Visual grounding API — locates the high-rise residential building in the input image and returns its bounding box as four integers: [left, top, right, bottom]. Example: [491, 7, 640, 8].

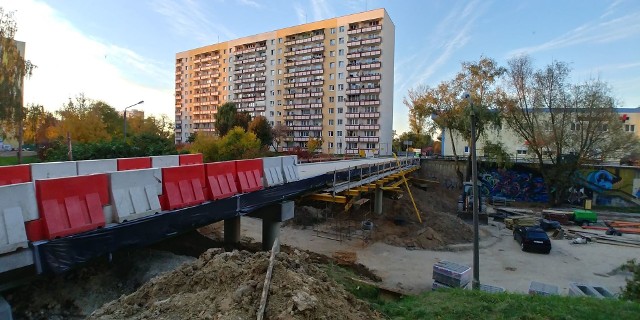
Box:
[174, 9, 394, 155]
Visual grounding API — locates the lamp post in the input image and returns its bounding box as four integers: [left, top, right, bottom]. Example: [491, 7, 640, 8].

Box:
[123, 100, 144, 143]
[463, 91, 480, 290]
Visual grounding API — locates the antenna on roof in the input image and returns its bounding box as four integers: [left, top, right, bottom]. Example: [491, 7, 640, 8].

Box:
[366, 0, 368, 11]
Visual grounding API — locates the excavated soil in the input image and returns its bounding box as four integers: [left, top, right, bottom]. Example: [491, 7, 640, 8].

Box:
[292, 181, 473, 250]
[89, 249, 382, 320]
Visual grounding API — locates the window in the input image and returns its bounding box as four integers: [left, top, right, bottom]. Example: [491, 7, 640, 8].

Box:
[517, 149, 528, 155]
[269, 111, 274, 116]
[348, 142, 358, 149]
[339, 26, 345, 32]
[329, 108, 334, 114]
[271, 39, 275, 45]
[277, 100, 282, 105]
[337, 130, 343, 136]
[329, 142, 334, 148]
[271, 49, 274, 55]
[338, 84, 344, 91]
[626, 124, 636, 132]
[271, 70, 275, 75]
[278, 48, 282, 54]
[330, 62, 335, 68]
[338, 73, 344, 79]
[570, 123, 581, 131]
[329, 97, 335, 102]
[338, 37, 344, 44]
[330, 28, 336, 34]
[329, 85, 335, 91]
[278, 58, 282, 64]
[329, 120, 334, 125]
[464, 146, 469, 153]
[330, 73, 335, 80]
[330, 51, 335, 57]
[278, 38, 282, 43]
[278, 69, 283, 74]
[366, 143, 376, 149]
[270, 60, 275, 65]
[270, 80, 274, 85]
[337, 119, 343, 124]
[328, 131, 334, 137]
[338, 96, 344, 102]
[338, 61, 344, 67]
[330, 39, 336, 45]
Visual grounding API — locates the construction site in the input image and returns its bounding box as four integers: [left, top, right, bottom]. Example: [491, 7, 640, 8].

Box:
[0, 155, 638, 319]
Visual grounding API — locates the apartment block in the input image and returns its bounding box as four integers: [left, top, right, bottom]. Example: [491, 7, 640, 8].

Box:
[174, 9, 394, 155]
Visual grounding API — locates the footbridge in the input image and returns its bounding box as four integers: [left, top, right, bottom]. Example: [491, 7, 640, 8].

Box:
[0, 154, 419, 277]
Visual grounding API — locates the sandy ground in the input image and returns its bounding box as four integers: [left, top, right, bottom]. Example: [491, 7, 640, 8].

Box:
[239, 216, 639, 295]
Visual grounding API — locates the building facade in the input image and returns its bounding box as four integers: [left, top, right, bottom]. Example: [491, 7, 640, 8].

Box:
[174, 9, 394, 155]
[441, 108, 640, 160]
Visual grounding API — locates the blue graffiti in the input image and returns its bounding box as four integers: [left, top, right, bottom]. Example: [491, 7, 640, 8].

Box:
[585, 170, 620, 190]
[479, 168, 548, 203]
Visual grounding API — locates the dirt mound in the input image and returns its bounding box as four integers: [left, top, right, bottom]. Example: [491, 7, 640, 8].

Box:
[89, 249, 382, 320]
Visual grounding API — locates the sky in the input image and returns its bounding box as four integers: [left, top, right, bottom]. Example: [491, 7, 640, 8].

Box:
[1, 0, 639, 134]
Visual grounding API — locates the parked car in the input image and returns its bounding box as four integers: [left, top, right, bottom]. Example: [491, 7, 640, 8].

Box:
[513, 226, 551, 254]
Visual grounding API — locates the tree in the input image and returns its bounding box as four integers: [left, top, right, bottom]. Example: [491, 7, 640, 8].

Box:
[404, 85, 430, 135]
[499, 56, 638, 205]
[1, 8, 36, 163]
[55, 94, 110, 143]
[272, 122, 290, 151]
[307, 137, 323, 154]
[186, 132, 198, 143]
[248, 115, 273, 147]
[214, 102, 251, 136]
[192, 126, 263, 161]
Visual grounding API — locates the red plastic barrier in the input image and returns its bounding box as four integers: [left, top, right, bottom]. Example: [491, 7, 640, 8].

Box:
[0, 164, 31, 186]
[160, 164, 206, 210]
[25, 219, 46, 241]
[235, 159, 264, 193]
[117, 157, 151, 171]
[179, 153, 204, 166]
[35, 174, 109, 239]
[205, 161, 238, 200]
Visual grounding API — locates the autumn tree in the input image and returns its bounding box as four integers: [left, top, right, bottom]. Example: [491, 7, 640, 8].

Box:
[307, 137, 323, 154]
[23, 104, 57, 147]
[214, 102, 251, 136]
[55, 94, 111, 143]
[1, 8, 36, 162]
[500, 56, 638, 205]
[190, 126, 263, 161]
[404, 85, 429, 135]
[248, 115, 273, 147]
[272, 122, 290, 151]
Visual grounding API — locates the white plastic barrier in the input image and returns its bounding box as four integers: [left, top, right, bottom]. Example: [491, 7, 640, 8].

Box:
[262, 157, 284, 187]
[30, 161, 77, 181]
[76, 159, 117, 175]
[108, 168, 162, 223]
[151, 155, 179, 168]
[281, 155, 300, 182]
[0, 182, 36, 254]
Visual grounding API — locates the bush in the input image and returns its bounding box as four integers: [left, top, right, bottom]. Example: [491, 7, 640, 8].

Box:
[621, 259, 640, 302]
[189, 126, 265, 162]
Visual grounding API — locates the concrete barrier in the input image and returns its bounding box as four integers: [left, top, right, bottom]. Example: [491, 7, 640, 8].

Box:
[0, 296, 13, 320]
[109, 168, 162, 223]
[262, 157, 284, 187]
[76, 159, 117, 175]
[281, 155, 300, 182]
[151, 155, 180, 168]
[30, 161, 77, 181]
[568, 283, 614, 299]
[0, 182, 39, 222]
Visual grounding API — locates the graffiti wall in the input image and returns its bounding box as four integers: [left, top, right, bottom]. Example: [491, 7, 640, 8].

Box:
[575, 166, 640, 206]
[478, 166, 548, 203]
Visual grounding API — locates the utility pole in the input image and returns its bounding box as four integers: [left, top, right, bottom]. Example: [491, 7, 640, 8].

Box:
[464, 91, 480, 290]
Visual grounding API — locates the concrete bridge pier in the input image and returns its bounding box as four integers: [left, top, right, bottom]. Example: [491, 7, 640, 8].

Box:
[250, 201, 295, 251]
[374, 187, 383, 215]
[224, 216, 241, 251]
[0, 296, 13, 320]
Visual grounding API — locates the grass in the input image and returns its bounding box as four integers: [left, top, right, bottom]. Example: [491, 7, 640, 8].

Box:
[323, 264, 640, 320]
[0, 155, 39, 166]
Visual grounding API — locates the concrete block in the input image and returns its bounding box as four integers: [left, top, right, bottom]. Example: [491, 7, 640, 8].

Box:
[0, 182, 39, 221]
[281, 155, 300, 182]
[109, 168, 162, 223]
[30, 161, 77, 181]
[0, 296, 13, 320]
[151, 155, 179, 168]
[76, 159, 117, 175]
[0, 248, 34, 273]
[0, 207, 29, 255]
[529, 281, 558, 296]
[262, 157, 284, 187]
[568, 283, 615, 299]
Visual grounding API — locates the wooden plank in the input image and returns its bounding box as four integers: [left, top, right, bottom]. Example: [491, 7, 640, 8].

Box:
[257, 238, 279, 320]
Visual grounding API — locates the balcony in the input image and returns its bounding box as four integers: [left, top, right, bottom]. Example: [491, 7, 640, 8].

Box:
[346, 74, 381, 83]
[345, 100, 380, 106]
[284, 80, 323, 88]
[238, 86, 266, 93]
[347, 25, 382, 35]
[346, 112, 380, 118]
[284, 46, 324, 57]
[283, 114, 323, 120]
[283, 103, 323, 110]
[345, 124, 380, 130]
[346, 87, 380, 94]
[284, 34, 324, 46]
[284, 69, 323, 78]
[285, 58, 324, 67]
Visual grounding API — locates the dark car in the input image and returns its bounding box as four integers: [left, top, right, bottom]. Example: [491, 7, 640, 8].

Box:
[513, 226, 551, 254]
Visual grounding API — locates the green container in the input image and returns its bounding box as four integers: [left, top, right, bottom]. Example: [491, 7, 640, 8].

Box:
[573, 209, 597, 224]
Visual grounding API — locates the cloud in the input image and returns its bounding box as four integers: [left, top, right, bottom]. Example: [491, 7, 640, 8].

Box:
[508, 10, 640, 57]
[293, 2, 307, 24]
[237, 0, 262, 9]
[310, 0, 333, 21]
[151, 0, 238, 44]
[1, 0, 174, 117]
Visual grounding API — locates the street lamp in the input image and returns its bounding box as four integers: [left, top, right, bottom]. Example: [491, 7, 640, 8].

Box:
[123, 100, 144, 143]
[463, 91, 480, 290]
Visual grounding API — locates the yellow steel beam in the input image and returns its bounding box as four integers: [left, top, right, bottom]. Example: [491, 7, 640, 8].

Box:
[410, 177, 440, 184]
[381, 186, 401, 191]
[388, 179, 404, 188]
[393, 153, 422, 224]
[344, 189, 361, 196]
[309, 193, 347, 203]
